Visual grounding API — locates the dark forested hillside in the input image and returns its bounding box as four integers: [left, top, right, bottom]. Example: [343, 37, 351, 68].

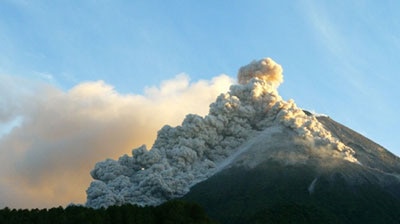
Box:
[0, 200, 216, 224]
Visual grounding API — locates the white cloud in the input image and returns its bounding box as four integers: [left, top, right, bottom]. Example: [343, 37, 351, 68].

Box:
[0, 73, 233, 208]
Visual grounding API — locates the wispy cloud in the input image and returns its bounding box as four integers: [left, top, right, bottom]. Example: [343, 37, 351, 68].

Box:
[302, 2, 345, 58]
[299, 0, 400, 152]
[300, 1, 392, 102]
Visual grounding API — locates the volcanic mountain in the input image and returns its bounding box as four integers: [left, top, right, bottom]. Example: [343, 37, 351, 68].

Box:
[86, 58, 400, 223]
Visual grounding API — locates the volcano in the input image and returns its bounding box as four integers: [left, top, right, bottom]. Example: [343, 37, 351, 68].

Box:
[86, 58, 400, 223]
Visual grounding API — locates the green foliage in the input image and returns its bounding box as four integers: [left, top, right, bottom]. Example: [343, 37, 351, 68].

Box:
[0, 201, 217, 224]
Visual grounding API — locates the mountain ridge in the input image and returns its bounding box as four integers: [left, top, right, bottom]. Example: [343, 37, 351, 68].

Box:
[182, 114, 400, 223]
[317, 116, 400, 173]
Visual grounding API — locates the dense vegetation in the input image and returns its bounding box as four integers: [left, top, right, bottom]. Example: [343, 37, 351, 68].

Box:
[0, 200, 217, 224]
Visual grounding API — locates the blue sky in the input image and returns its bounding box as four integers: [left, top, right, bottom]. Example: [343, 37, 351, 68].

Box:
[0, 0, 399, 208]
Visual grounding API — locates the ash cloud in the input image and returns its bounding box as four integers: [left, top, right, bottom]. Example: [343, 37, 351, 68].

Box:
[0, 73, 232, 208]
[237, 58, 283, 87]
[86, 58, 358, 208]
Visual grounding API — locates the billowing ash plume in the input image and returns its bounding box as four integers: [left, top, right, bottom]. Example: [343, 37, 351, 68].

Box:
[238, 58, 283, 87]
[86, 58, 358, 208]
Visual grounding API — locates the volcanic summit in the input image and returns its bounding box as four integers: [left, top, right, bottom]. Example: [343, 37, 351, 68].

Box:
[86, 58, 400, 223]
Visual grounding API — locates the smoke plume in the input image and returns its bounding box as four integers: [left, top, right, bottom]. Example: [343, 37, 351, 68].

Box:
[86, 58, 358, 208]
[0, 73, 233, 208]
[237, 58, 283, 87]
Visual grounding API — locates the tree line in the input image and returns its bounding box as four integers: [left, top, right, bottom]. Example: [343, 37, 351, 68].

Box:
[0, 200, 217, 224]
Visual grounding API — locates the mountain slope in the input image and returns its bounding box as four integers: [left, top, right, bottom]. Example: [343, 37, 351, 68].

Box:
[183, 117, 400, 224]
[317, 116, 400, 174]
